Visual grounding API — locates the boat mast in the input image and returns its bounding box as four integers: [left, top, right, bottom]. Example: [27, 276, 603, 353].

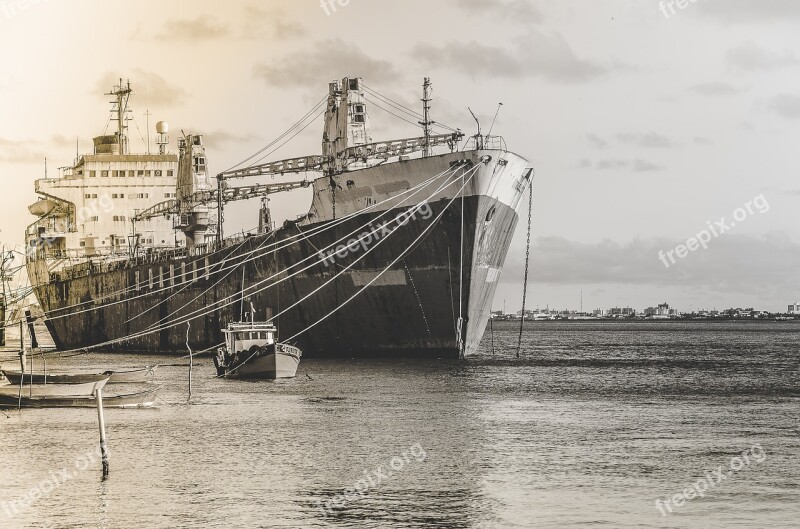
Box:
[421, 77, 432, 157]
[106, 79, 132, 155]
[216, 174, 224, 244]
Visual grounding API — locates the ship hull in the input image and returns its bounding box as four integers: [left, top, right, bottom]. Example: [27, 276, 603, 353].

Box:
[28, 151, 530, 358]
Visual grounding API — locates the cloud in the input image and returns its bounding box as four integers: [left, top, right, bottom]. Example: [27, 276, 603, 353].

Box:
[632, 159, 662, 172]
[593, 159, 663, 172]
[503, 234, 800, 299]
[586, 133, 607, 148]
[155, 16, 230, 41]
[189, 129, 261, 150]
[693, 136, 714, 146]
[413, 32, 608, 83]
[696, 0, 800, 22]
[595, 159, 629, 171]
[95, 70, 187, 107]
[0, 137, 45, 164]
[448, 0, 542, 24]
[688, 82, 741, 96]
[254, 40, 400, 88]
[726, 42, 800, 71]
[242, 5, 306, 39]
[766, 94, 800, 119]
[616, 132, 676, 148]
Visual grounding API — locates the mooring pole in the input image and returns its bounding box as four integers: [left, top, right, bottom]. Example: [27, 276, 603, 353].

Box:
[95, 388, 110, 478]
[186, 322, 193, 401]
[24, 309, 38, 349]
[17, 321, 24, 410]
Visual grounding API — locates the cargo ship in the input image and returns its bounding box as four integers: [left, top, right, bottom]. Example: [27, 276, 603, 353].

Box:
[25, 77, 532, 358]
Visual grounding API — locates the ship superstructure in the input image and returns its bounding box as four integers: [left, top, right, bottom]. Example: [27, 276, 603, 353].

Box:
[26, 76, 532, 359]
[26, 80, 192, 263]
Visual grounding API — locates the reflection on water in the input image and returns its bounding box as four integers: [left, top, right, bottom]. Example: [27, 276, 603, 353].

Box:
[0, 321, 798, 528]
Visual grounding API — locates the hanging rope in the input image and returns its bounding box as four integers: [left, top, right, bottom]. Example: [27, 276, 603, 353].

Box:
[457, 166, 466, 359]
[516, 174, 534, 359]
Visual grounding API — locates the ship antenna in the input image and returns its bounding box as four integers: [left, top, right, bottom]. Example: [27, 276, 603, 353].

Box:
[487, 102, 503, 137]
[420, 77, 432, 157]
[468, 107, 483, 149]
[145, 110, 151, 154]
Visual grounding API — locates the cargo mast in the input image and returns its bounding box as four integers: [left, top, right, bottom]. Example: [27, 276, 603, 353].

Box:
[106, 79, 132, 155]
[421, 77, 432, 157]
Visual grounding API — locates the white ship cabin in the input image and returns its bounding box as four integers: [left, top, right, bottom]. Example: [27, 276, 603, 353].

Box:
[26, 81, 186, 263]
[26, 138, 179, 260]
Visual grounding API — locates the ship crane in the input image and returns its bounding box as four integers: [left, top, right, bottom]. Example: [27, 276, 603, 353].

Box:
[132, 178, 311, 223]
[136, 77, 463, 244]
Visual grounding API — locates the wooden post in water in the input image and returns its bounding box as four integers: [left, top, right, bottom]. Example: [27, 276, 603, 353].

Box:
[0, 294, 6, 347]
[24, 309, 38, 349]
[186, 322, 193, 401]
[17, 321, 24, 410]
[95, 388, 110, 478]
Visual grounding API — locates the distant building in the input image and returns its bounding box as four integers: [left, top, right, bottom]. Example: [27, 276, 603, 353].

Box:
[608, 307, 636, 317]
[645, 302, 679, 318]
[789, 302, 800, 315]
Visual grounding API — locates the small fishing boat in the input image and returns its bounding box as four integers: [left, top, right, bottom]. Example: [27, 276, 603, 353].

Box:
[0, 378, 109, 398]
[1, 365, 157, 385]
[214, 322, 302, 379]
[0, 387, 160, 409]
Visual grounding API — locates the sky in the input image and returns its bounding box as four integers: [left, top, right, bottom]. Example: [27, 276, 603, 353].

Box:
[0, 0, 798, 312]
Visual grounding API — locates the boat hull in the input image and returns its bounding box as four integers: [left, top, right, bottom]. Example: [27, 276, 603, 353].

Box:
[1, 370, 109, 385]
[29, 150, 530, 358]
[0, 378, 109, 398]
[0, 388, 159, 409]
[225, 350, 301, 379]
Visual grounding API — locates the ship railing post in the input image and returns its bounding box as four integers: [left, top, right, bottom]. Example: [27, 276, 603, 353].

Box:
[95, 388, 110, 478]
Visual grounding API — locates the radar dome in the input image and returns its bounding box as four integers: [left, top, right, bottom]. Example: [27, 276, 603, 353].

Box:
[156, 121, 169, 134]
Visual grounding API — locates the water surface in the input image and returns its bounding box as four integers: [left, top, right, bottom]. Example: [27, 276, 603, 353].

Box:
[1, 321, 798, 528]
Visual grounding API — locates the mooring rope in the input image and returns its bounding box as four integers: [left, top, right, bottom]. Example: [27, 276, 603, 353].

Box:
[516, 175, 534, 359]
